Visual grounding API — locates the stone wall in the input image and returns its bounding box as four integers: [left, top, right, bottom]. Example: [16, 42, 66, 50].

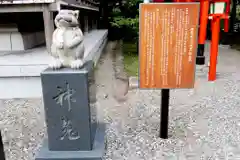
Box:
[0, 12, 45, 51]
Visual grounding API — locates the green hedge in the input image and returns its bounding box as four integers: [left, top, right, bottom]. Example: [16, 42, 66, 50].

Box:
[122, 41, 139, 76]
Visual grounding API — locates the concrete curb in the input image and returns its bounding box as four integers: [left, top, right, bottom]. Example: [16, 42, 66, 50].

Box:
[129, 76, 138, 90]
[128, 65, 209, 90]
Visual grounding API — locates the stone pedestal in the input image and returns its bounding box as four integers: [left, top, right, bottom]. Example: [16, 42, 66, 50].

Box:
[35, 61, 105, 160]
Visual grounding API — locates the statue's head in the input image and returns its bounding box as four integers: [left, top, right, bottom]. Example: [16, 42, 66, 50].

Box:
[55, 10, 79, 28]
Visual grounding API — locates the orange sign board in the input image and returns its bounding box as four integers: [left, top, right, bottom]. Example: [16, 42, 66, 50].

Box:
[139, 3, 200, 89]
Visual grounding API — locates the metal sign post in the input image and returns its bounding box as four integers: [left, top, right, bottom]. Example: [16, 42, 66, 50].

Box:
[160, 89, 170, 139]
[0, 131, 5, 160]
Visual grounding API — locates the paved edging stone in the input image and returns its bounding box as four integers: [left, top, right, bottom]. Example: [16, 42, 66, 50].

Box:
[112, 40, 129, 102]
[128, 65, 208, 90]
[129, 76, 139, 90]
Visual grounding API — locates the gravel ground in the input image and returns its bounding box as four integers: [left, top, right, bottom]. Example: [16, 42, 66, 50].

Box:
[2, 42, 240, 160]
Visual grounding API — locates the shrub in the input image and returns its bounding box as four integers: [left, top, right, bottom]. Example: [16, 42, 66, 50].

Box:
[109, 0, 141, 42]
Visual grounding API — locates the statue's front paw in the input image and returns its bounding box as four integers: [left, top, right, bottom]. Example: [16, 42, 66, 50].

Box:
[70, 60, 83, 69]
[58, 42, 64, 49]
[49, 59, 63, 69]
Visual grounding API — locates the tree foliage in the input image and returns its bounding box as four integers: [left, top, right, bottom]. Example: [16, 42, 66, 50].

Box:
[108, 0, 240, 40]
[109, 0, 142, 41]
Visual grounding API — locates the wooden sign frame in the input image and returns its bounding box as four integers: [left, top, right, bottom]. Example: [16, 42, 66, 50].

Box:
[139, 3, 200, 89]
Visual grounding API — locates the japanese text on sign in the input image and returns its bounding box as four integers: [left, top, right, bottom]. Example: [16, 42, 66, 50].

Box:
[139, 3, 199, 89]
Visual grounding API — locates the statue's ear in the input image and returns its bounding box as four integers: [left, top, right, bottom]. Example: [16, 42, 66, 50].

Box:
[73, 10, 79, 19]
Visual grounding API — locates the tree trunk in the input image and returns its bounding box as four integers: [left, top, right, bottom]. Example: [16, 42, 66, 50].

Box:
[230, 0, 237, 33]
[99, 0, 109, 29]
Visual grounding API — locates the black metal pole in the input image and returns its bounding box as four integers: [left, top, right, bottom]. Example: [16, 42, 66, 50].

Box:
[196, 9, 207, 66]
[0, 131, 5, 160]
[160, 89, 170, 139]
[196, 23, 206, 65]
[196, 44, 205, 65]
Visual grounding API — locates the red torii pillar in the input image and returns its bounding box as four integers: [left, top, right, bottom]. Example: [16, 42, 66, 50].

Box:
[210, 0, 231, 32]
[208, 0, 230, 81]
[196, 0, 210, 65]
[197, 0, 230, 67]
[172, 0, 209, 65]
[224, 0, 231, 32]
[208, 14, 228, 81]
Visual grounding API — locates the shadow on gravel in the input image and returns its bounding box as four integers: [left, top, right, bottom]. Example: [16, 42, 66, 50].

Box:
[111, 41, 130, 103]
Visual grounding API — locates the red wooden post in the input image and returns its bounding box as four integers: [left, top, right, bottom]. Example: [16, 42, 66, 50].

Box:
[224, 0, 230, 32]
[196, 0, 209, 65]
[198, 0, 209, 45]
[209, 15, 221, 81]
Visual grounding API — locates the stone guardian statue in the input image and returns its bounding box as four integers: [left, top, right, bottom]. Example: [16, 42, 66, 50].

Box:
[49, 9, 85, 69]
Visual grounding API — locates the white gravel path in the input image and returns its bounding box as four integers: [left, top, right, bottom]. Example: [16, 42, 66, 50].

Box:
[1, 42, 240, 160]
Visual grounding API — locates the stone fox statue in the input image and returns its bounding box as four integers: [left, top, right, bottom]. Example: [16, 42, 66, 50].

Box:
[50, 9, 85, 69]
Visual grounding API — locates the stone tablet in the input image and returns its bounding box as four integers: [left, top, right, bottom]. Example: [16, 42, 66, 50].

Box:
[41, 61, 97, 151]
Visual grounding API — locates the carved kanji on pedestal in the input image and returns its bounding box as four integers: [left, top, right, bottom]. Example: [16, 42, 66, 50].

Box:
[35, 61, 105, 160]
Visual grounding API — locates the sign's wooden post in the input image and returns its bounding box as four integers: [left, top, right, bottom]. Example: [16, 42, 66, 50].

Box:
[139, 3, 200, 139]
[0, 131, 5, 160]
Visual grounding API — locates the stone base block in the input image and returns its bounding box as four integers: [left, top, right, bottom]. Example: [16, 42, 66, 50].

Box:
[0, 30, 45, 51]
[35, 123, 106, 160]
[0, 33, 12, 51]
[21, 31, 45, 49]
[11, 32, 25, 51]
